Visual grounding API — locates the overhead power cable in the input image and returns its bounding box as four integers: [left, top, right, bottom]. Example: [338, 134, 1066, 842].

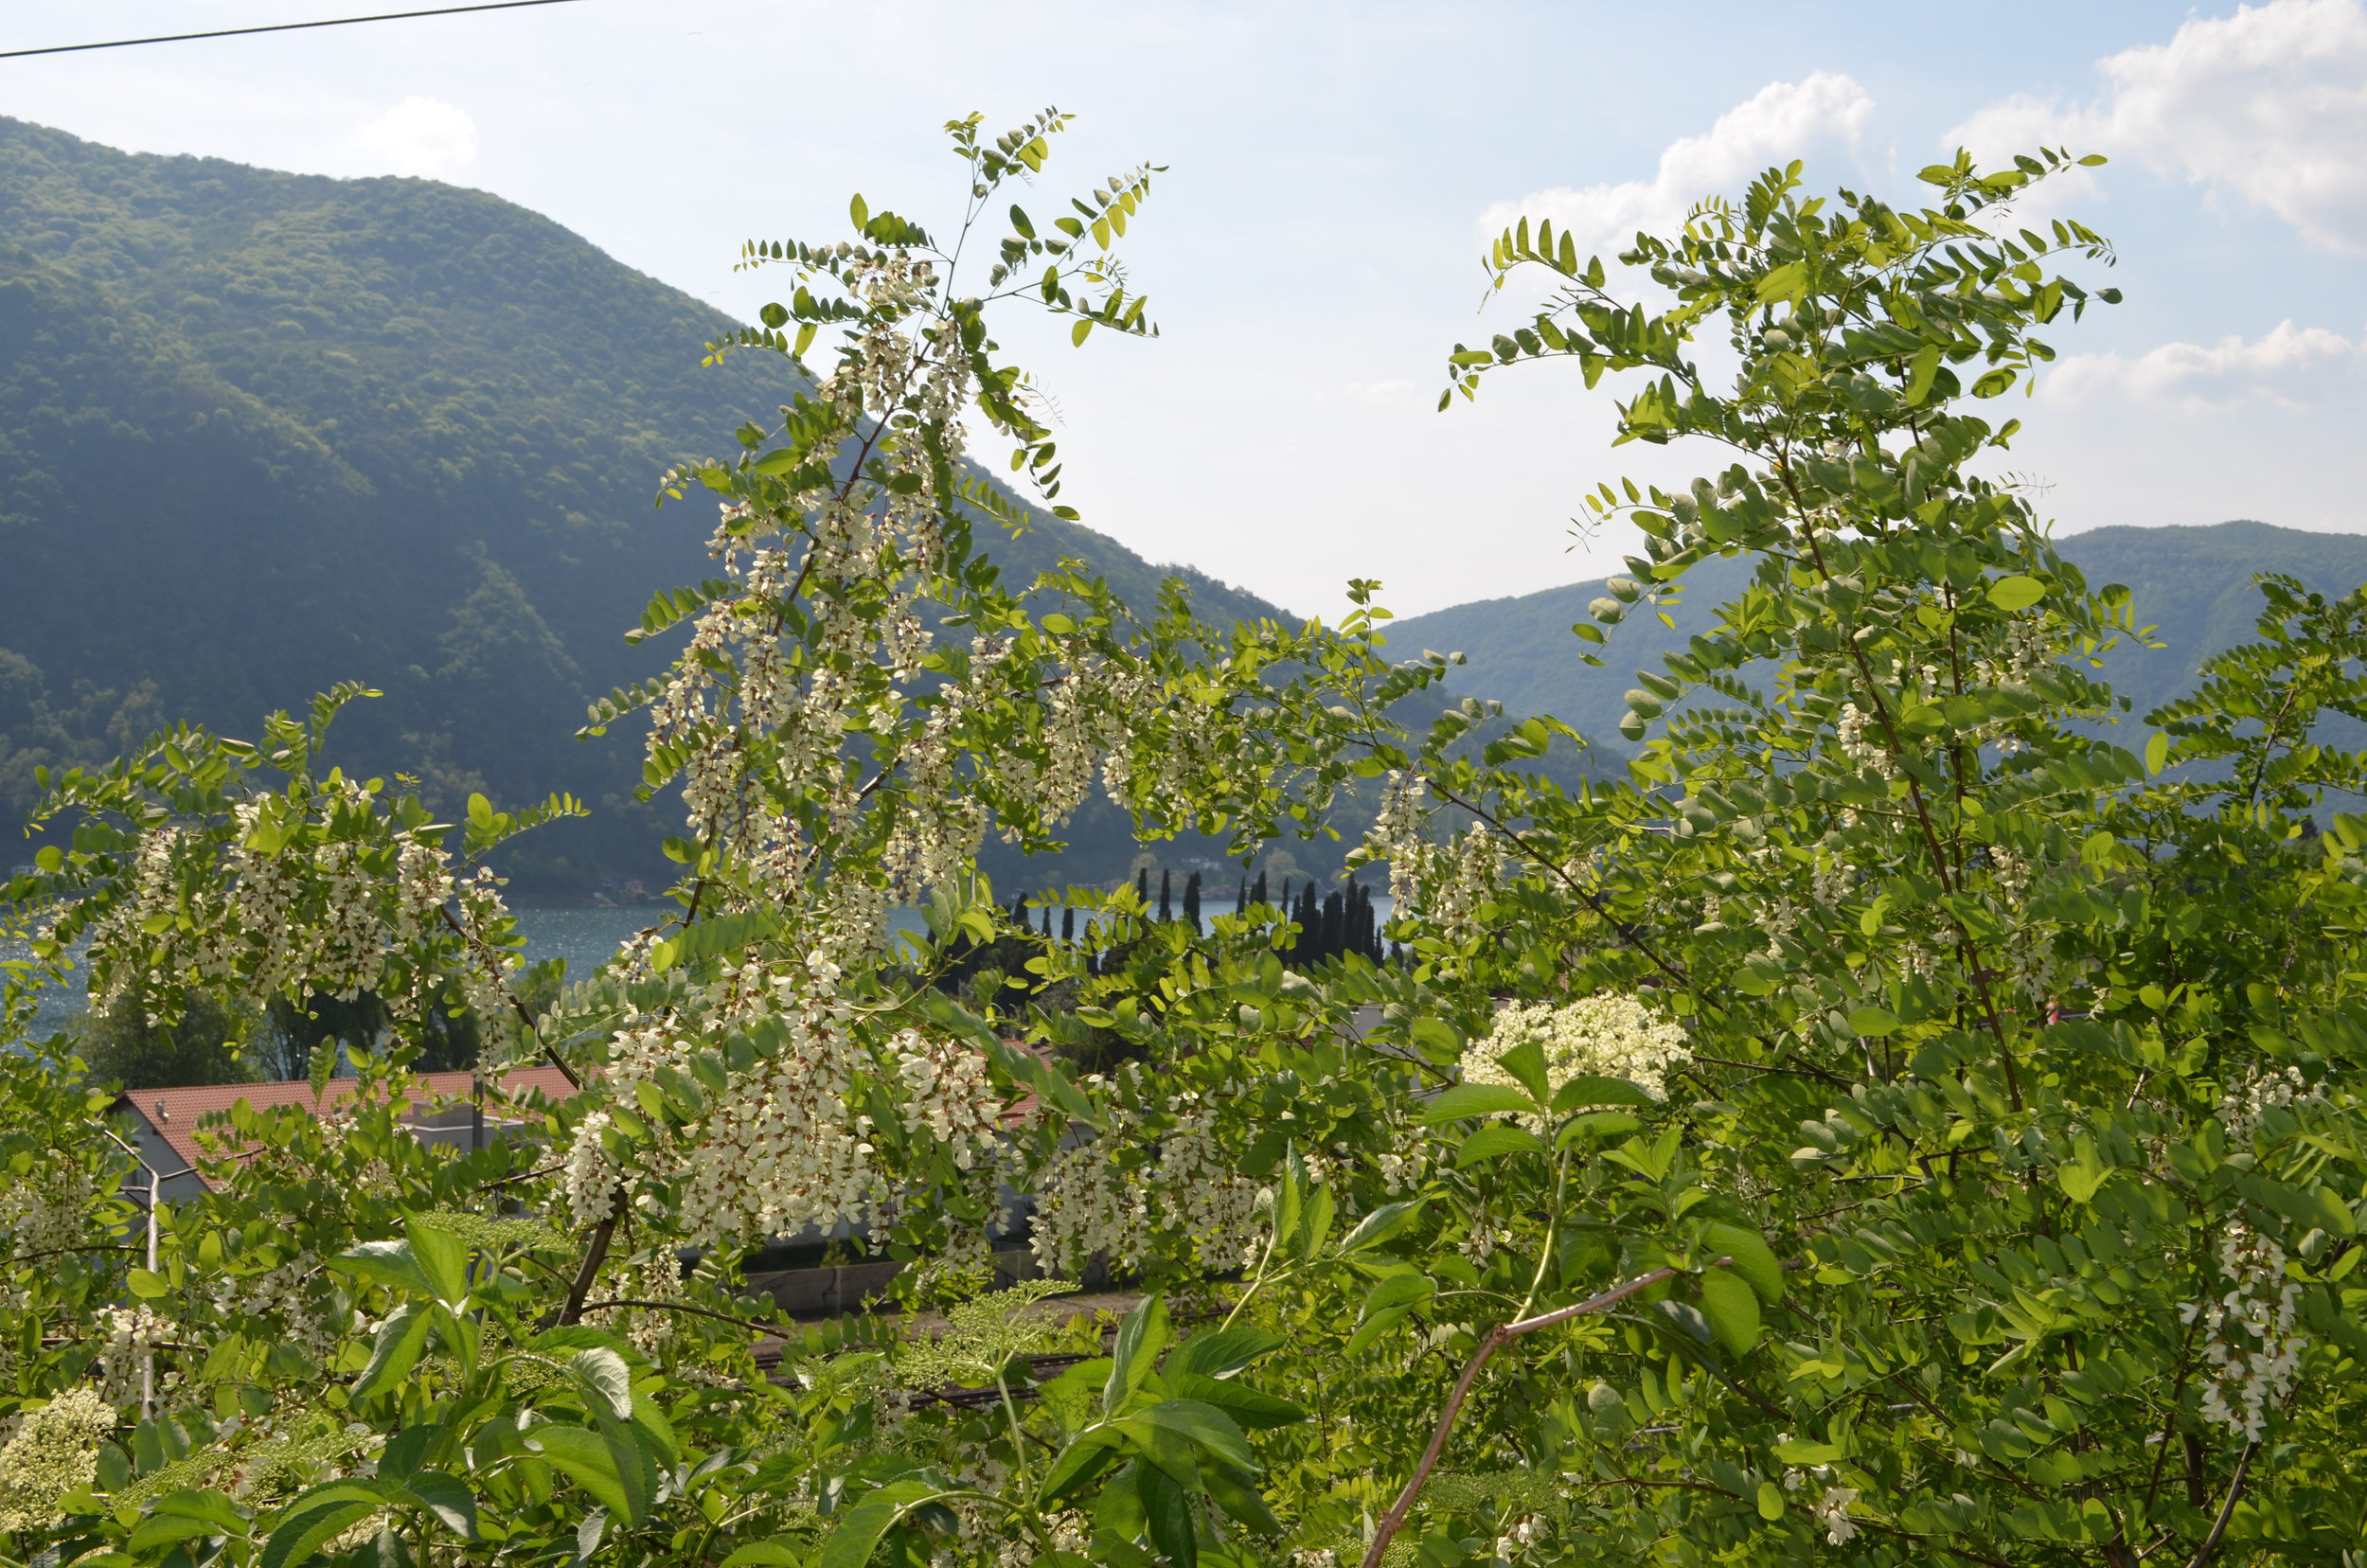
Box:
[0, 0, 587, 62]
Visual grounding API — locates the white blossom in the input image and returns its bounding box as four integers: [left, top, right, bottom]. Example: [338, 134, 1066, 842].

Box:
[2183, 1221, 2305, 1442]
[0, 1386, 115, 1531]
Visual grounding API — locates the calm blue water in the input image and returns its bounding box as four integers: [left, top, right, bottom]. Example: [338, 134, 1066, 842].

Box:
[9, 895, 1391, 1042]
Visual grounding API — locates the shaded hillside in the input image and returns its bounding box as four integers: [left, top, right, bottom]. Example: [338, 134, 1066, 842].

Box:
[0, 116, 1279, 888]
[1386, 523, 2367, 745]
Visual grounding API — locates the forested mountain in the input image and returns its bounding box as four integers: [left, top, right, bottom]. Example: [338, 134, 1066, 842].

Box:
[6, 116, 2360, 898]
[0, 116, 1277, 889]
[1386, 521, 2367, 750]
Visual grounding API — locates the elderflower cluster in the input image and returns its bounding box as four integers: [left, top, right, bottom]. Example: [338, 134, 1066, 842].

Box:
[210, 1257, 332, 1358]
[2219, 1065, 2321, 1145]
[0, 1386, 115, 1532]
[2182, 1221, 2306, 1442]
[1462, 996, 1690, 1121]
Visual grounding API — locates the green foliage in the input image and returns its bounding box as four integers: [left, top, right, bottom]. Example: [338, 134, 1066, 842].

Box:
[16, 123, 2367, 1568]
[68, 988, 263, 1091]
[0, 115, 1282, 891]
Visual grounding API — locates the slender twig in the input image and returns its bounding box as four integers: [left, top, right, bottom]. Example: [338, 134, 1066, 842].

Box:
[1359, 1266, 1680, 1568]
[1427, 781, 1689, 988]
[5, 1242, 144, 1263]
[437, 903, 578, 1092]
[2178, 1441, 2255, 1568]
[557, 1195, 623, 1326]
[567, 1298, 783, 1333]
[2142, 1310, 2205, 1513]
[1769, 457, 2022, 1109]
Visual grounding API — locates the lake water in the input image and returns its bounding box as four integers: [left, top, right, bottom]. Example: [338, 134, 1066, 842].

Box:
[10, 895, 1390, 1041]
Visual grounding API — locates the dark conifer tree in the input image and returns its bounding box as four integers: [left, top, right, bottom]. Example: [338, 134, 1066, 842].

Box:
[1060, 905, 1075, 944]
[1251, 870, 1268, 908]
[1137, 866, 1149, 907]
[1298, 883, 1321, 962]
[1235, 875, 1248, 916]
[1158, 868, 1173, 921]
[1183, 871, 1201, 933]
[1041, 903, 1053, 937]
[1321, 889, 1344, 963]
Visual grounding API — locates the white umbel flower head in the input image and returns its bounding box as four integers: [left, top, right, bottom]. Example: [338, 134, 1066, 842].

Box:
[0, 1386, 116, 1531]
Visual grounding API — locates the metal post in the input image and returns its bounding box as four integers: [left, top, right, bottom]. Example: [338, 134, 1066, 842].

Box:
[142, 1162, 158, 1418]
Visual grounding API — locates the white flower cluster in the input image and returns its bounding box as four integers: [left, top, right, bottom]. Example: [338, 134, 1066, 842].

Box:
[95, 1306, 175, 1407]
[1030, 1078, 1259, 1277]
[1363, 772, 1502, 944]
[1495, 1515, 1544, 1558]
[2219, 1065, 2320, 1145]
[0, 1155, 94, 1263]
[567, 955, 1023, 1253]
[1030, 1124, 1153, 1277]
[1152, 1096, 1264, 1272]
[1836, 703, 1893, 777]
[1811, 1485, 1860, 1545]
[0, 1385, 115, 1532]
[1377, 1129, 1429, 1196]
[561, 1113, 621, 1228]
[582, 1255, 687, 1359]
[209, 1257, 333, 1358]
[2182, 1221, 2306, 1442]
[80, 771, 525, 1047]
[1462, 995, 1690, 1119]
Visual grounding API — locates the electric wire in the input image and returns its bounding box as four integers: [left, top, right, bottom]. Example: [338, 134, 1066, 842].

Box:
[0, 0, 588, 62]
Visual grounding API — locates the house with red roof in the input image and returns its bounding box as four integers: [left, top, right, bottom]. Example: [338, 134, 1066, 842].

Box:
[111, 1063, 580, 1197]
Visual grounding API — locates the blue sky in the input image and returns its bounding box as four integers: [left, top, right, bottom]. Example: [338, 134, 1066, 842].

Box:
[4, 1, 2360, 618]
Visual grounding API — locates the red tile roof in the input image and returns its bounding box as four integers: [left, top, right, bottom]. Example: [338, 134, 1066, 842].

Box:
[116, 1063, 581, 1176]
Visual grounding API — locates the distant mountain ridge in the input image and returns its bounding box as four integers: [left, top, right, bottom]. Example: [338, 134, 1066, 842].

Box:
[1383, 521, 2367, 747]
[0, 116, 1281, 886]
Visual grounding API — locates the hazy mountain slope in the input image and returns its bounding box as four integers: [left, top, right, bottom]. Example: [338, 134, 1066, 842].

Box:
[1386, 523, 2367, 743]
[0, 116, 1281, 886]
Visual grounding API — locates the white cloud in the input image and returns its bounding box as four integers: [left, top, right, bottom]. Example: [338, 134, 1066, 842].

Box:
[1947, 0, 2367, 251]
[353, 97, 478, 179]
[2043, 319, 2362, 408]
[1479, 73, 1879, 258]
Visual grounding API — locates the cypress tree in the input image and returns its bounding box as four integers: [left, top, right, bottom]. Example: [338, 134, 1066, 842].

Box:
[1041, 903, 1053, 937]
[1251, 870, 1268, 908]
[1235, 875, 1248, 916]
[1321, 889, 1344, 963]
[1183, 871, 1201, 932]
[1060, 905, 1075, 944]
[1298, 883, 1321, 961]
[1158, 868, 1173, 921]
[1136, 866, 1149, 907]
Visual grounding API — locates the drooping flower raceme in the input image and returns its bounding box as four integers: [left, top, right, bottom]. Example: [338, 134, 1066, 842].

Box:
[2183, 1221, 2306, 1442]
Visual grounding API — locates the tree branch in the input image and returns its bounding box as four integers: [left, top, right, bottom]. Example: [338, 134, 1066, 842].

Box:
[1359, 1266, 1680, 1568]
